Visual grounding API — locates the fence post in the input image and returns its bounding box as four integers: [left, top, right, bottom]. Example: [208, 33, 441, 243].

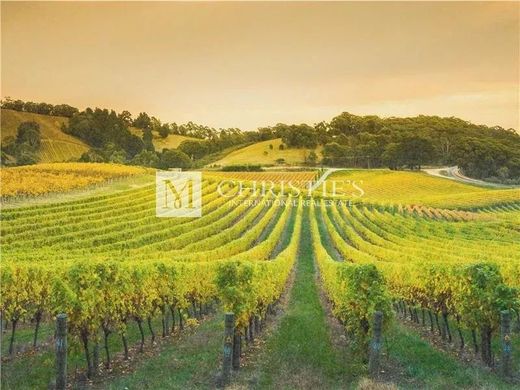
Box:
[232, 326, 241, 370]
[368, 311, 383, 378]
[500, 310, 512, 378]
[55, 314, 67, 390]
[222, 313, 234, 385]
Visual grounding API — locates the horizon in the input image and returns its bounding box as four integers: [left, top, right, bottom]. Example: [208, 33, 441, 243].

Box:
[1, 2, 519, 131]
[2, 98, 519, 134]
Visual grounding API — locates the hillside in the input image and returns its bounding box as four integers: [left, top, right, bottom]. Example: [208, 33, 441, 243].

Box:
[327, 169, 520, 208]
[212, 138, 322, 167]
[1, 109, 89, 162]
[129, 127, 199, 150]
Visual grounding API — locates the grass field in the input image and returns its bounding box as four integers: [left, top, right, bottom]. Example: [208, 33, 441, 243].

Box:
[1, 167, 519, 389]
[1, 109, 89, 162]
[129, 127, 199, 150]
[327, 169, 520, 208]
[212, 138, 323, 166]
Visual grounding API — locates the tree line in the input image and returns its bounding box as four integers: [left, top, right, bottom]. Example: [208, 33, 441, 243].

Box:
[2, 98, 519, 182]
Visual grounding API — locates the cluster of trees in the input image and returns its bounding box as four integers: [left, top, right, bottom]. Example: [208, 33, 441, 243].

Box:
[452, 138, 520, 184]
[317, 112, 520, 181]
[72, 109, 268, 169]
[256, 123, 319, 149]
[65, 108, 145, 162]
[2, 121, 42, 165]
[3, 98, 519, 180]
[1, 97, 78, 118]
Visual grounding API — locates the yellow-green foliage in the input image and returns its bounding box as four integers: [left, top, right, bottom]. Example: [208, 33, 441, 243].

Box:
[327, 169, 520, 208]
[0, 163, 149, 197]
[213, 138, 322, 166]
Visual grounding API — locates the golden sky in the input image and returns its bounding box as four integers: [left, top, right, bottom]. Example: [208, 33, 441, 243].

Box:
[1, 1, 519, 130]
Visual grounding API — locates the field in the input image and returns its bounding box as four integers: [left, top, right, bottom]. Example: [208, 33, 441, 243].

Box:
[0, 163, 149, 198]
[1, 165, 520, 389]
[129, 127, 199, 150]
[326, 169, 520, 209]
[212, 138, 323, 167]
[1, 109, 89, 162]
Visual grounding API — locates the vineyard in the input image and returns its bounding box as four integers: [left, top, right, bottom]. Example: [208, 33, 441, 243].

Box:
[1, 165, 520, 388]
[0, 163, 149, 198]
[1, 109, 89, 163]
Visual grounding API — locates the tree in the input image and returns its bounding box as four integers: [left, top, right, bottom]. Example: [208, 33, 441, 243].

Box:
[131, 150, 159, 167]
[178, 140, 208, 160]
[15, 143, 39, 165]
[142, 129, 155, 152]
[158, 124, 170, 139]
[306, 151, 318, 166]
[381, 143, 401, 170]
[398, 135, 436, 170]
[157, 149, 191, 170]
[329, 112, 362, 136]
[150, 116, 162, 132]
[121, 134, 144, 159]
[16, 122, 41, 149]
[51, 104, 79, 118]
[133, 112, 151, 130]
[35, 102, 53, 115]
[322, 142, 349, 166]
[79, 149, 106, 163]
[1, 97, 24, 111]
[65, 108, 142, 160]
[280, 124, 318, 148]
[118, 111, 133, 126]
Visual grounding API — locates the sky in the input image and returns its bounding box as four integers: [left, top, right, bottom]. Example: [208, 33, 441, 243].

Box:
[1, 1, 519, 131]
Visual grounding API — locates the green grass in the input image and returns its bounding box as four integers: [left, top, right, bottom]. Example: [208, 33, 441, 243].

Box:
[100, 316, 223, 389]
[212, 138, 322, 167]
[1, 310, 214, 389]
[327, 169, 520, 208]
[386, 323, 518, 389]
[239, 206, 351, 389]
[198, 142, 253, 168]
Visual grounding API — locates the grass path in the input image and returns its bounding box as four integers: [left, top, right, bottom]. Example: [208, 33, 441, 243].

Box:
[235, 206, 350, 389]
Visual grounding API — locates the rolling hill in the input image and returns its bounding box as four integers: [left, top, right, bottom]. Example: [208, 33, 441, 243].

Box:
[211, 138, 322, 167]
[1, 109, 201, 164]
[1, 109, 89, 162]
[129, 127, 199, 150]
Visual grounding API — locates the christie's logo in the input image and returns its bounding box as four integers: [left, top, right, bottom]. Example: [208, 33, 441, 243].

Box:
[156, 171, 202, 217]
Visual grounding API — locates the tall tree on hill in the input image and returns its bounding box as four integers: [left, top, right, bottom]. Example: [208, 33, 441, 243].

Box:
[118, 110, 133, 126]
[142, 129, 155, 152]
[133, 112, 152, 130]
[158, 123, 170, 138]
[16, 121, 41, 149]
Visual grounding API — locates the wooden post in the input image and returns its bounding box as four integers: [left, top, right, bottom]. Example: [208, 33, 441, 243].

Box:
[500, 310, 512, 377]
[248, 317, 254, 342]
[368, 311, 383, 378]
[222, 313, 234, 385]
[93, 341, 99, 376]
[55, 314, 67, 390]
[232, 327, 241, 370]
